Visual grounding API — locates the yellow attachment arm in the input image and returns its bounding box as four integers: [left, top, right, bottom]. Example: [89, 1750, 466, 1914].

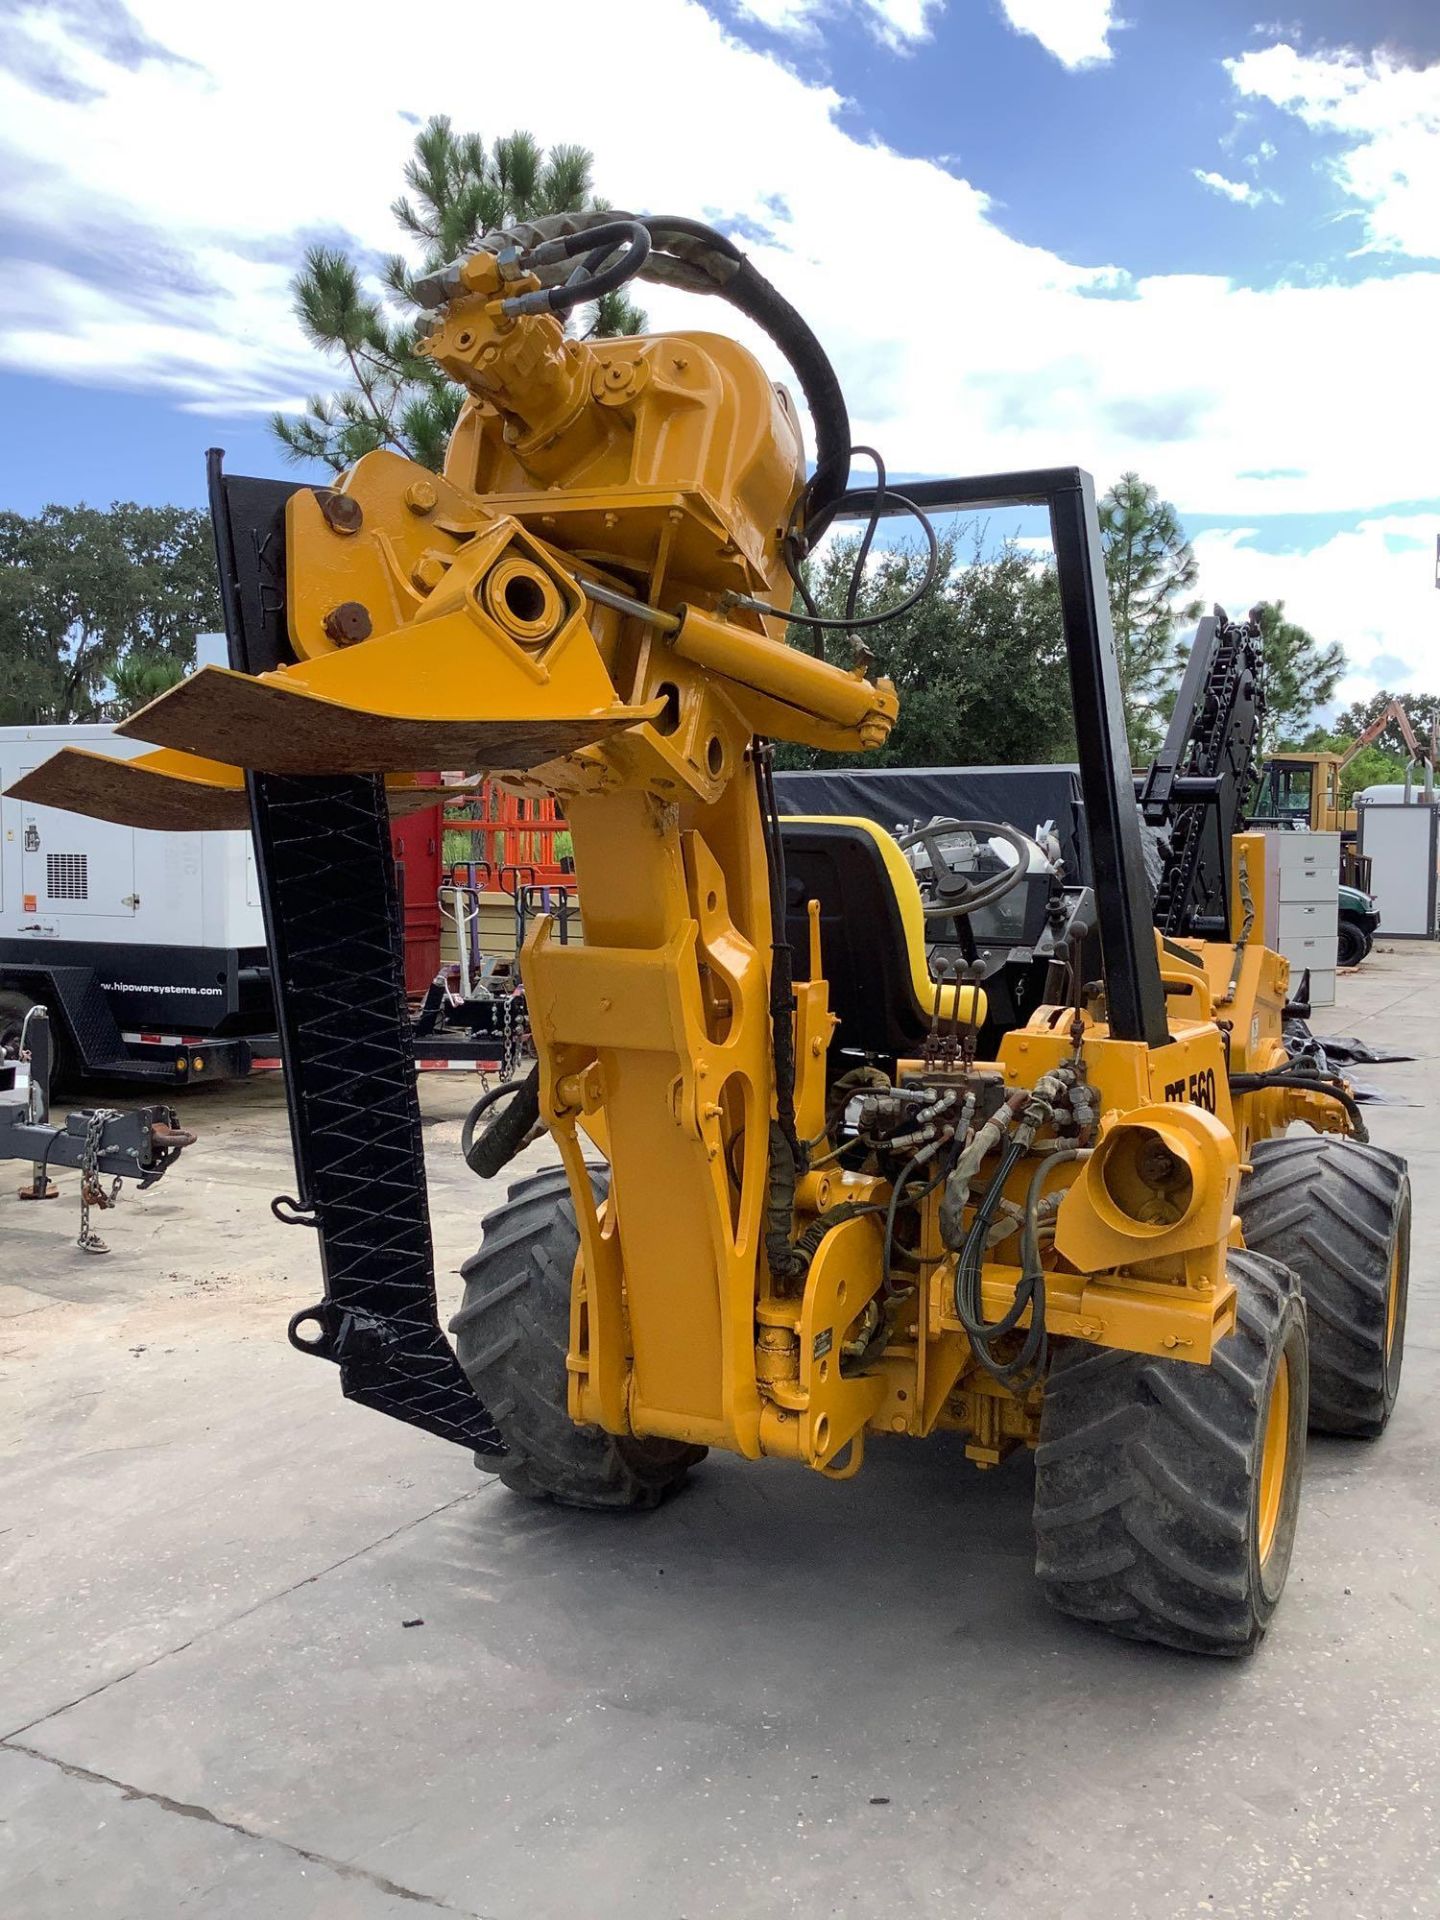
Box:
[671, 607, 896, 746]
[117, 512, 664, 776]
[10, 269, 908, 1483]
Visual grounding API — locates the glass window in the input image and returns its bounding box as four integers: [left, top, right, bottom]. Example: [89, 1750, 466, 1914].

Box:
[1278, 766, 1312, 818]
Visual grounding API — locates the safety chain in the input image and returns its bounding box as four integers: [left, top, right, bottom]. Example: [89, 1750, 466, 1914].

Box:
[473, 989, 530, 1092]
[78, 1108, 123, 1255]
[500, 992, 515, 1084]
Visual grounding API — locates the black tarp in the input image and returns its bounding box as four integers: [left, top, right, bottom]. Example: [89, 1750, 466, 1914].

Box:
[773, 766, 1090, 880]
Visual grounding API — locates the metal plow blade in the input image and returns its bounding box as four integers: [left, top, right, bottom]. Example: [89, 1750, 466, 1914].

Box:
[4, 744, 472, 832]
[116, 662, 661, 776]
[7, 745, 250, 831]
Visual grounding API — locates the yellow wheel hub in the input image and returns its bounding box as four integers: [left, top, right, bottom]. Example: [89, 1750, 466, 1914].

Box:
[1385, 1242, 1402, 1360]
[1257, 1352, 1291, 1565]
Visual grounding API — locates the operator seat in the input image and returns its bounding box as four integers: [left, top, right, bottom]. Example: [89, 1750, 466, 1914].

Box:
[780, 816, 985, 1059]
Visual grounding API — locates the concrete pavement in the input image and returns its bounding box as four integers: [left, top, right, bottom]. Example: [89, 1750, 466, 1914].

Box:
[3, 947, 1438, 1918]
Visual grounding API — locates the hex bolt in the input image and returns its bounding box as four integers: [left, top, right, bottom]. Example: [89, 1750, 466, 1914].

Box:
[404, 479, 438, 515]
[411, 554, 449, 593]
[322, 601, 373, 646]
[315, 489, 363, 535]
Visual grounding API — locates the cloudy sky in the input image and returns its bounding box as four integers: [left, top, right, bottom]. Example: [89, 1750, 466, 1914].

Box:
[1, 0, 1437, 704]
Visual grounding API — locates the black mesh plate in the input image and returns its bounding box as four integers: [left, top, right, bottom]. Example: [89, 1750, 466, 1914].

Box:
[207, 451, 499, 1453]
[248, 770, 502, 1453]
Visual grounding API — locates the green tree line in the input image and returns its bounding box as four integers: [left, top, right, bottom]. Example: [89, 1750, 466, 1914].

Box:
[0, 503, 220, 726]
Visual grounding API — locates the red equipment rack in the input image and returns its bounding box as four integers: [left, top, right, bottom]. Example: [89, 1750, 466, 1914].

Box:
[443, 781, 571, 889]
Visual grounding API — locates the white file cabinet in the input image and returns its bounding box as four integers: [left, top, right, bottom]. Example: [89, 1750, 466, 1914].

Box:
[1262, 831, 1339, 1007]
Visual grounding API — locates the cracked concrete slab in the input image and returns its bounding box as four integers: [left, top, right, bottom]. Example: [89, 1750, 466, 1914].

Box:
[11, 1417, 1440, 1917]
[0, 1747, 477, 1917]
[3, 949, 1439, 1917]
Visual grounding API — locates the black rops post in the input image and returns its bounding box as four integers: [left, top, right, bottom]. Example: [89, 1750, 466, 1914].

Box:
[205, 450, 502, 1453]
[837, 467, 1169, 1047]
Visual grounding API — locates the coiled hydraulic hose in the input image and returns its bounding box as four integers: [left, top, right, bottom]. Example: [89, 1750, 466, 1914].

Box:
[438, 209, 853, 541]
[944, 1071, 1075, 1391]
[498, 220, 652, 318]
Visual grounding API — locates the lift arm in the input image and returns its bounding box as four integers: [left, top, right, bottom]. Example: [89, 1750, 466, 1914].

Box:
[1338, 697, 1437, 771]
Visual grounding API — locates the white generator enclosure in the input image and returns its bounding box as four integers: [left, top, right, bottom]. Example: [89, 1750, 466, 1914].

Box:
[1, 725, 271, 1078]
[1358, 799, 1440, 938]
[1, 725, 263, 947]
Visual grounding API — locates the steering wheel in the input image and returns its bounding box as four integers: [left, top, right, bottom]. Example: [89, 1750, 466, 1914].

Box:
[895, 818, 1049, 921]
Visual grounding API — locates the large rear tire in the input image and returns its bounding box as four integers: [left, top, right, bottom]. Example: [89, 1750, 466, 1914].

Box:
[451, 1165, 704, 1509]
[1033, 1251, 1308, 1656]
[1240, 1135, 1409, 1438]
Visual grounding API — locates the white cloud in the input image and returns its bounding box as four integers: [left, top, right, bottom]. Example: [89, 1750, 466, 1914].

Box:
[731, 0, 941, 47]
[1192, 168, 1277, 206]
[1194, 514, 1440, 708]
[1227, 44, 1440, 259]
[996, 0, 1116, 69]
[0, 0, 1438, 697]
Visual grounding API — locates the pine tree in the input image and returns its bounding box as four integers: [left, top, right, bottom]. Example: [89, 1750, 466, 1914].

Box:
[1253, 599, 1345, 748]
[1097, 473, 1202, 757]
[271, 119, 646, 473]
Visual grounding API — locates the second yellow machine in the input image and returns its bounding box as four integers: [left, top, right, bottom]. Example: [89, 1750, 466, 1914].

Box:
[15, 212, 1409, 1655]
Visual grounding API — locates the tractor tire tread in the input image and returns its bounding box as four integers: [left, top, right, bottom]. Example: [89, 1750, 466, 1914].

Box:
[1034, 1251, 1307, 1656]
[451, 1163, 704, 1509]
[1240, 1135, 1408, 1438]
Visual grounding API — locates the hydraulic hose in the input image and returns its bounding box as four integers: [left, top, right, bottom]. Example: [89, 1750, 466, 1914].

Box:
[500, 220, 651, 318]
[458, 209, 853, 541]
[939, 1086, 1032, 1249]
[820, 1064, 891, 1143]
[944, 1072, 1076, 1392]
[462, 1068, 541, 1179]
[1228, 1069, 1369, 1143]
[1019, 1147, 1091, 1284]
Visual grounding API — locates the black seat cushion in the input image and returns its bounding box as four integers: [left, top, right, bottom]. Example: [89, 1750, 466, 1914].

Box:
[780, 818, 939, 1059]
